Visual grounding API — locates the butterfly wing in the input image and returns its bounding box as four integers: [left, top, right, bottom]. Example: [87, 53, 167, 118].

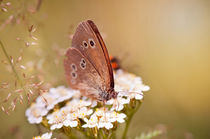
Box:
[64, 47, 104, 100]
[71, 20, 114, 90]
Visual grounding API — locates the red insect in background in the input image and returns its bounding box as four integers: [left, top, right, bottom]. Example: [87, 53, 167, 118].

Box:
[109, 55, 121, 71]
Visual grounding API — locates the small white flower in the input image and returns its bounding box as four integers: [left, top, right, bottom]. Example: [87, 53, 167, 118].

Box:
[106, 96, 130, 111]
[142, 85, 150, 91]
[94, 108, 107, 117]
[109, 111, 126, 123]
[47, 109, 78, 130]
[77, 107, 93, 119]
[82, 115, 98, 128]
[63, 119, 78, 127]
[36, 93, 58, 111]
[34, 86, 81, 113]
[25, 103, 48, 124]
[126, 91, 144, 100]
[50, 86, 74, 103]
[114, 70, 150, 94]
[67, 99, 92, 109]
[98, 115, 113, 129]
[91, 100, 97, 107]
[82, 108, 126, 130]
[33, 132, 52, 139]
[71, 90, 82, 99]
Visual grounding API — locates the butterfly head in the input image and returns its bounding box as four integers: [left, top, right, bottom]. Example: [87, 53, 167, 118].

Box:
[99, 88, 118, 101]
[110, 90, 118, 99]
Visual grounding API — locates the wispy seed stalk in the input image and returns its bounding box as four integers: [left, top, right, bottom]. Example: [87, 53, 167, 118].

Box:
[0, 40, 26, 93]
[0, 40, 21, 82]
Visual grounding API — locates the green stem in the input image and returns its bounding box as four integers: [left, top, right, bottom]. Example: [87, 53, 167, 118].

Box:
[0, 40, 28, 103]
[78, 127, 92, 139]
[63, 127, 77, 139]
[0, 40, 21, 82]
[100, 129, 106, 139]
[122, 101, 141, 139]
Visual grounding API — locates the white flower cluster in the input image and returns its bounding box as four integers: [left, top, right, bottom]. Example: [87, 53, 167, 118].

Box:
[83, 108, 126, 129]
[47, 99, 93, 130]
[26, 70, 150, 130]
[26, 86, 77, 124]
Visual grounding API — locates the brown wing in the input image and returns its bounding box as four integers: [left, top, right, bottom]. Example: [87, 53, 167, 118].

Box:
[64, 48, 104, 100]
[71, 20, 114, 90]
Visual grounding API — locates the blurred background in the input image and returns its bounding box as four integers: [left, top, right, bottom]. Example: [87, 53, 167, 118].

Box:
[0, 0, 210, 138]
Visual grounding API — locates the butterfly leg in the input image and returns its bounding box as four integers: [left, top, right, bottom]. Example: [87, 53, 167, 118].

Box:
[102, 100, 108, 120]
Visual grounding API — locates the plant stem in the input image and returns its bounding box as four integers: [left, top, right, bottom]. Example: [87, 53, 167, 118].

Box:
[122, 101, 141, 139]
[63, 127, 77, 139]
[0, 40, 20, 80]
[78, 127, 92, 139]
[0, 40, 23, 86]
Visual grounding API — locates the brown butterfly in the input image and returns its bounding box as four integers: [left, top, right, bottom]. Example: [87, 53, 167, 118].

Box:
[64, 20, 118, 102]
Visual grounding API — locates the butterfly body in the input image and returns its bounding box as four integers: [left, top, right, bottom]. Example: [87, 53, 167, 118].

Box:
[64, 20, 118, 101]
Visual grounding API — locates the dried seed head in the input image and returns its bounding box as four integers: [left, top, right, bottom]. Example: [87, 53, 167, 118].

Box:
[22, 73, 26, 78]
[12, 105, 16, 111]
[1, 106, 9, 115]
[28, 25, 34, 32]
[3, 93, 11, 103]
[20, 65, 26, 69]
[1, 7, 8, 12]
[16, 37, 21, 41]
[6, 2, 11, 6]
[29, 89, 34, 95]
[1, 106, 5, 112]
[17, 56, 22, 63]
[31, 36, 38, 40]
[19, 95, 23, 104]
[31, 42, 38, 45]
[1, 82, 9, 89]
[13, 97, 18, 104]
[27, 93, 30, 103]
[10, 56, 14, 64]
[25, 42, 30, 47]
[15, 89, 23, 93]
[10, 102, 16, 111]
[31, 27, 36, 33]
[37, 81, 44, 86]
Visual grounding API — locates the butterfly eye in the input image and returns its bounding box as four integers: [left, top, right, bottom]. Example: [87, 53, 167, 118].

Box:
[71, 63, 77, 71]
[83, 41, 88, 48]
[71, 71, 77, 78]
[89, 39, 95, 48]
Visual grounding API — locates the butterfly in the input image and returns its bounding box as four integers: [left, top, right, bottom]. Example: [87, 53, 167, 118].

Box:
[64, 20, 118, 102]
